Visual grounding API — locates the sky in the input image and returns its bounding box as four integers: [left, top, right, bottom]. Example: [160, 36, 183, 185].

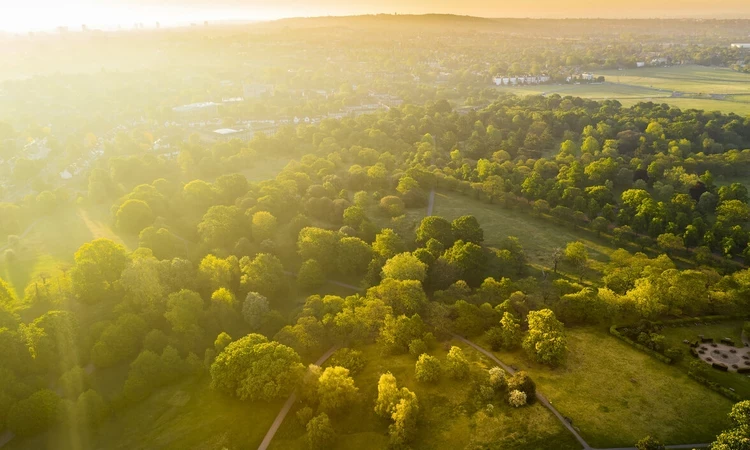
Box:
[2, 0, 750, 33]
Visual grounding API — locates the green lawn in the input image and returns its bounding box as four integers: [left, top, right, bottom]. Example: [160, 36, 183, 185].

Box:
[661, 320, 750, 400]
[431, 191, 617, 276]
[484, 327, 734, 448]
[493, 65, 750, 116]
[270, 339, 581, 450]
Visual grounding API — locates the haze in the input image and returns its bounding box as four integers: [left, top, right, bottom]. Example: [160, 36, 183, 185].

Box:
[4, 0, 750, 32]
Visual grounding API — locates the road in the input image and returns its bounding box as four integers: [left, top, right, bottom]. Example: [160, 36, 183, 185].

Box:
[427, 188, 436, 216]
[257, 345, 339, 450]
[453, 335, 712, 450]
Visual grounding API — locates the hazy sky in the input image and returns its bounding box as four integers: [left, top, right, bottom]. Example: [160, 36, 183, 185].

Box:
[3, 0, 750, 32]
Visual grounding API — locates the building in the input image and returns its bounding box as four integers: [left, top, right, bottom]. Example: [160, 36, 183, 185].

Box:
[730, 43, 750, 49]
[581, 73, 595, 81]
[493, 74, 551, 86]
[636, 61, 646, 68]
[243, 84, 274, 99]
[212, 128, 249, 140]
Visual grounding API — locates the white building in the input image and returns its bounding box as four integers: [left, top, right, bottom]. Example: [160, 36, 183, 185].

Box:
[581, 73, 595, 81]
[636, 61, 646, 68]
[493, 74, 551, 86]
[243, 84, 274, 99]
[730, 43, 750, 49]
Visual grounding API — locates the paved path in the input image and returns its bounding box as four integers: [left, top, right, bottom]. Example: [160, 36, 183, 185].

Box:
[427, 188, 436, 216]
[257, 345, 340, 450]
[453, 335, 711, 450]
[0, 431, 14, 449]
[0, 219, 39, 253]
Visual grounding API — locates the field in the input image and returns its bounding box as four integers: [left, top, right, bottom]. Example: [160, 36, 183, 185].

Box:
[494, 65, 750, 116]
[661, 320, 750, 399]
[269, 339, 581, 450]
[0, 205, 134, 299]
[484, 327, 735, 448]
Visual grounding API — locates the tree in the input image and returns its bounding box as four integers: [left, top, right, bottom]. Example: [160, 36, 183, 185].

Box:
[444, 240, 487, 286]
[523, 309, 567, 366]
[656, 233, 685, 256]
[242, 292, 270, 330]
[375, 372, 401, 418]
[240, 253, 286, 298]
[379, 196, 405, 217]
[337, 237, 373, 276]
[415, 354, 441, 383]
[298, 227, 339, 272]
[373, 229, 406, 259]
[507, 371, 536, 398]
[381, 253, 428, 282]
[635, 436, 665, 450]
[488, 367, 507, 391]
[116, 199, 154, 234]
[378, 314, 426, 354]
[251, 211, 277, 242]
[210, 333, 304, 401]
[508, 390, 527, 407]
[317, 366, 358, 413]
[500, 312, 522, 349]
[366, 278, 427, 316]
[71, 239, 129, 304]
[451, 215, 484, 244]
[416, 216, 454, 247]
[8, 389, 61, 437]
[591, 216, 609, 237]
[298, 259, 325, 290]
[445, 346, 469, 379]
[306, 413, 335, 450]
[198, 205, 245, 249]
[389, 391, 419, 447]
[564, 241, 588, 282]
[199, 254, 237, 291]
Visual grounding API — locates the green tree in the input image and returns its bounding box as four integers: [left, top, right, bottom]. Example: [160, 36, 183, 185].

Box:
[500, 312, 522, 349]
[240, 253, 286, 298]
[366, 278, 427, 316]
[116, 199, 155, 234]
[71, 239, 129, 304]
[416, 216, 454, 247]
[445, 346, 469, 379]
[8, 389, 61, 437]
[298, 259, 325, 290]
[373, 229, 406, 260]
[381, 253, 428, 282]
[210, 334, 304, 401]
[298, 227, 339, 272]
[415, 354, 441, 383]
[389, 390, 419, 447]
[337, 237, 373, 276]
[451, 215, 484, 244]
[198, 205, 245, 250]
[317, 366, 358, 413]
[251, 211, 277, 242]
[306, 413, 335, 450]
[242, 292, 270, 330]
[523, 309, 566, 366]
[564, 241, 588, 282]
[635, 436, 665, 450]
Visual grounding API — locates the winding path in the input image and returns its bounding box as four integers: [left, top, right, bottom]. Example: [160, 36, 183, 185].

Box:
[454, 335, 711, 450]
[257, 345, 340, 450]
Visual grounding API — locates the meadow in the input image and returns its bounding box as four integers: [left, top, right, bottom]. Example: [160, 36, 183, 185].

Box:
[494, 65, 750, 116]
[269, 339, 581, 450]
[484, 327, 735, 448]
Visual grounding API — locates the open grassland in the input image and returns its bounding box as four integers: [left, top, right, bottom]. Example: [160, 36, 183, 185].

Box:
[238, 157, 294, 183]
[661, 320, 750, 399]
[6, 377, 284, 450]
[0, 205, 134, 299]
[270, 339, 580, 450]
[431, 191, 616, 277]
[485, 327, 734, 448]
[494, 65, 750, 116]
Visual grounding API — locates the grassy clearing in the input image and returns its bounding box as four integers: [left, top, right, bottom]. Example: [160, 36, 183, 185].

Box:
[270, 339, 581, 450]
[661, 320, 750, 399]
[0, 205, 133, 299]
[432, 191, 616, 276]
[238, 157, 293, 183]
[494, 65, 750, 115]
[484, 327, 734, 448]
[6, 377, 284, 450]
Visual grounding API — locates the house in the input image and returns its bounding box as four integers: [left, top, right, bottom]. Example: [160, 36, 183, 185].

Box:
[651, 57, 669, 65]
[493, 75, 551, 86]
[636, 62, 646, 68]
[172, 102, 220, 119]
[730, 43, 750, 49]
[242, 83, 274, 99]
[581, 73, 595, 81]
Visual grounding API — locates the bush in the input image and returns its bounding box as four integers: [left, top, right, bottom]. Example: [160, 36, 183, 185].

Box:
[306, 413, 335, 450]
[488, 367, 507, 392]
[664, 347, 684, 363]
[484, 327, 504, 351]
[445, 346, 469, 380]
[408, 339, 428, 357]
[610, 325, 672, 364]
[415, 354, 441, 383]
[688, 372, 741, 402]
[328, 348, 366, 375]
[508, 389, 527, 407]
[297, 406, 314, 426]
[507, 371, 535, 400]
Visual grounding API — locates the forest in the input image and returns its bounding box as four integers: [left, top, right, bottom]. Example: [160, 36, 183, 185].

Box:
[1, 14, 750, 450]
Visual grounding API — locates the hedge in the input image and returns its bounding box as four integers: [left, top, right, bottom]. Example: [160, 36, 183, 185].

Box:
[609, 325, 672, 364]
[657, 315, 745, 327]
[688, 372, 741, 402]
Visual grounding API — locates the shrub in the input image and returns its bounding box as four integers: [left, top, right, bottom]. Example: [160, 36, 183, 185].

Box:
[408, 339, 428, 357]
[507, 371, 535, 399]
[488, 367, 507, 392]
[508, 390, 527, 407]
[610, 325, 672, 364]
[306, 413, 335, 450]
[415, 354, 441, 383]
[328, 348, 366, 375]
[484, 327, 504, 351]
[445, 346, 469, 379]
[297, 406, 314, 426]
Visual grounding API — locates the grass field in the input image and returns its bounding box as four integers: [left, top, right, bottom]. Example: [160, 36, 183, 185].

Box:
[661, 320, 750, 400]
[484, 327, 734, 448]
[270, 339, 581, 450]
[0, 205, 134, 299]
[494, 65, 750, 116]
